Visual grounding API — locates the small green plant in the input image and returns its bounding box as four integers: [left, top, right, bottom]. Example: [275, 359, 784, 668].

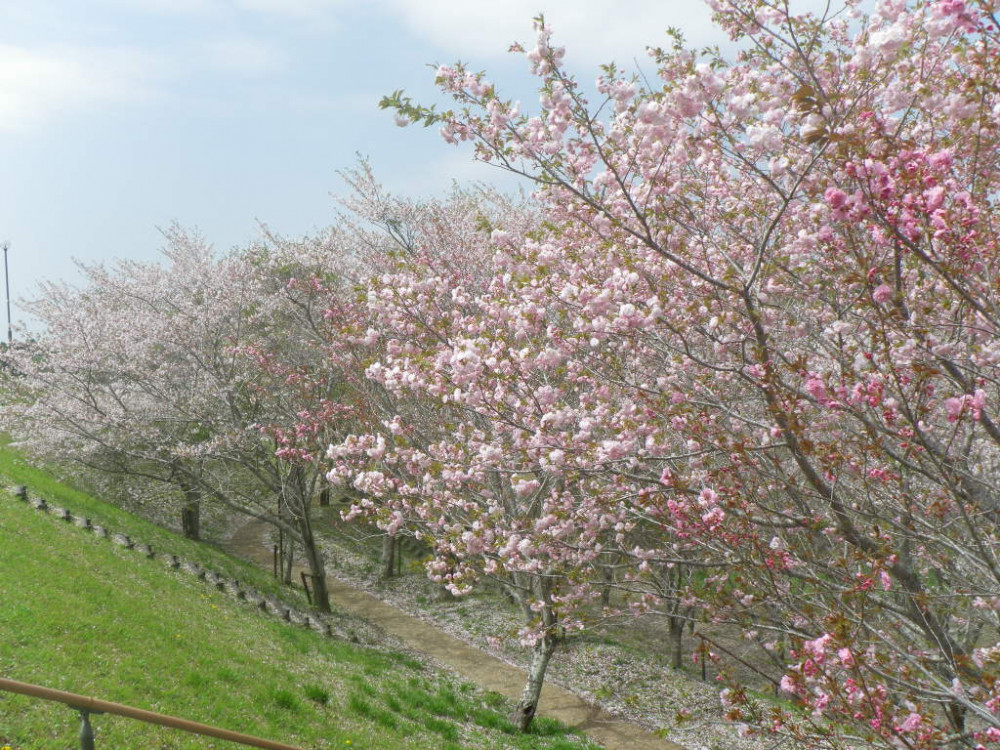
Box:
[347, 693, 399, 730]
[303, 684, 330, 705]
[216, 667, 239, 684]
[372, 708, 400, 730]
[271, 688, 301, 711]
[350, 677, 378, 696]
[471, 707, 516, 734]
[529, 717, 569, 737]
[543, 740, 591, 750]
[482, 690, 507, 709]
[183, 671, 208, 689]
[424, 686, 461, 717]
[347, 693, 374, 719]
[422, 715, 459, 740]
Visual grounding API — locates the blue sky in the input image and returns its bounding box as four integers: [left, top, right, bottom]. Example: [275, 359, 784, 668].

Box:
[1, 0, 734, 330]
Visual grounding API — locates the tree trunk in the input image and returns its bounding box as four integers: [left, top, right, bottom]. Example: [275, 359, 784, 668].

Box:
[276, 485, 295, 585]
[280, 532, 294, 585]
[181, 501, 200, 540]
[668, 613, 685, 669]
[300, 523, 331, 613]
[378, 533, 396, 580]
[600, 559, 614, 607]
[512, 633, 557, 732]
[179, 483, 200, 540]
[289, 469, 331, 613]
[946, 700, 967, 736]
[296, 507, 330, 612]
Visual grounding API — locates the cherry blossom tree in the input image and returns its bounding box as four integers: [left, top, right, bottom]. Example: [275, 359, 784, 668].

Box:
[325, 241, 648, 732]
[369, 1, 1000, 744]
[0, 228, 343, 611]
[318, 171, 649, 730]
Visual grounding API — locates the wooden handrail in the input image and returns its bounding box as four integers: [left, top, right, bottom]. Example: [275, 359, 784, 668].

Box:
[0, 677, 304, 750]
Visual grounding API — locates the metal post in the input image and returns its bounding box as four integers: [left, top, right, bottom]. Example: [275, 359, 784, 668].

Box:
[278, 529, 285, 582]
[77, 708, 102, 750]
[300, 571, 312, 604]
[2, 241, 11, 345]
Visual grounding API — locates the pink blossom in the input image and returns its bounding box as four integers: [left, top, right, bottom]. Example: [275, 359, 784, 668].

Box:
[945, 396, 966, 421]
[803, 634, 833, 661]
[872, 284, 893, 303]
[805, 376, 828, 402]
[897, 712, 923, 732]
[825, 187, 848, 209]
[972, 389, 986, 420]
[701, 506, 726, 529]
[928, 149, 954, 170]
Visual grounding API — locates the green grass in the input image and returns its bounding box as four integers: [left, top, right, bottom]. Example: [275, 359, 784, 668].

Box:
[0, 446, 600, 750]
[0, 442, 301, 605]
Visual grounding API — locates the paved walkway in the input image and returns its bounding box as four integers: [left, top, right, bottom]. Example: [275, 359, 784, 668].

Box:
[225, 522, 683, 750]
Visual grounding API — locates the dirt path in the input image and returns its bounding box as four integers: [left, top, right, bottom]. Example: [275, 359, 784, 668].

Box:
[224, 521, 683, 750]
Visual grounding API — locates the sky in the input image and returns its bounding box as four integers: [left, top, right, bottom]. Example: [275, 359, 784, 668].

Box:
[0, 0, 736, 331]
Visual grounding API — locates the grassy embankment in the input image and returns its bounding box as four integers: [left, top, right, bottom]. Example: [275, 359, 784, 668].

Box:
[0, 444, 598, 750]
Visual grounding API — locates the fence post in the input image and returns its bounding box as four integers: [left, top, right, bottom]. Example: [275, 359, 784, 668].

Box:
[300, 572, 313, 604]
[77, 708, 102, 750]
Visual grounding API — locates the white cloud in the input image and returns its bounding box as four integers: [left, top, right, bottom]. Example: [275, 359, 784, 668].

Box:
[97, 0, 219, 13]
[381, 0, 849, 70]
[0, 45, 159, 132]
[100, 0, 350, 22]
[203, 36, 287, 75]
[381, 0, 718, 68]
[380, 145, 531, 199]
[234, 0, 350, 20]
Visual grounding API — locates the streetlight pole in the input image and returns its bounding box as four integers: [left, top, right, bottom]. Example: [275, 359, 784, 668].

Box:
[3, 241, 11, 345]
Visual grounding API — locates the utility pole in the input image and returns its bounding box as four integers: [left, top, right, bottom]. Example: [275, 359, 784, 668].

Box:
[3, 241, 11, 345]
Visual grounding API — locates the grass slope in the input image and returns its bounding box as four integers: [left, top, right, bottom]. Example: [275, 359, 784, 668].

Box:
[0, 447, 598, 750]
